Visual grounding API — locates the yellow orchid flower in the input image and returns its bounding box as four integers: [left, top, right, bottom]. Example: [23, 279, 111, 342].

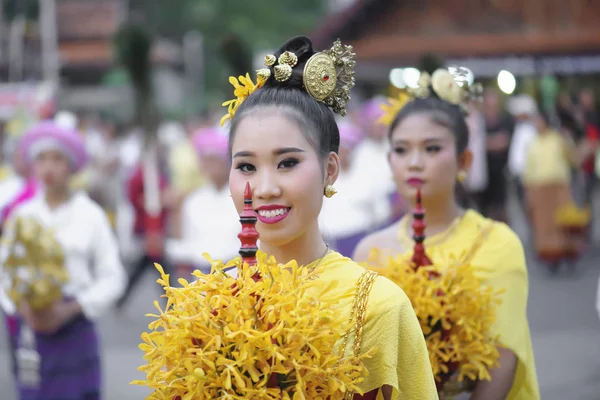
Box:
[378, 91, 412, 127]
[368, 247, 502, 393]
[134, 253, 371, 399]
[220, 72, 268, 127]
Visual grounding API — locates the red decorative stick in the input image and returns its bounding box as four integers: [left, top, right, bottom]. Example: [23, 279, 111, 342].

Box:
[411, 188, 434, 269]
[237, 182, 259, 268]
[235, 183, 279, 389]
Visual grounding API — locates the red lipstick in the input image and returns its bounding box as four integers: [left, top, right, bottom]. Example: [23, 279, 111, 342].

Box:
[255, 205, 291, 225]
[407, 178, 424, 187]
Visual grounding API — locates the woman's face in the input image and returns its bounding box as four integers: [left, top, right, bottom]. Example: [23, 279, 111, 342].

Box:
[33, 149, 71, 190]
[229, 111, 338, 247]
[388, 113, 464, 202]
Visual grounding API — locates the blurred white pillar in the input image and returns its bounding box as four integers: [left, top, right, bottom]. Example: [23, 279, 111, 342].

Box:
[8, 15, 25, 82]
[39, 0, 60, 84]
[183, 31, 204, 113]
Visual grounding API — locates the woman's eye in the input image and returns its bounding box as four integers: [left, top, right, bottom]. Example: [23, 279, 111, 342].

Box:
[235, 163, 255, 173]
[393, 147, 406, 154]
[278, 158, 299, 169]
[426, 145, 442, 153]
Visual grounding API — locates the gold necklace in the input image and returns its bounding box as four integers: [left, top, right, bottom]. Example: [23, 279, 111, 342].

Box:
[397, 212, 465, 250]
[306, 244, 331, 278]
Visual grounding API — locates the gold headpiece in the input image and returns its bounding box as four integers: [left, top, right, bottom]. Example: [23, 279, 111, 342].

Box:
[378, 67, 483, 126]
[220, 39, 356, 126]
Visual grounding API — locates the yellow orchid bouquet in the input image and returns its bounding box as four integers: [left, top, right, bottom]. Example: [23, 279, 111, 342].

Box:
[555, 202, 590, 233]
[133, 184, 371, 399]
[133, 256, 369, 400]
[2, 216, 68, 310]
[368, 247, 503, 397]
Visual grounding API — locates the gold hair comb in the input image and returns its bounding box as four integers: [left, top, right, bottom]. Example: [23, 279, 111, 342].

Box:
[220, 39, 356, 126]
[378, 67, 483, 126]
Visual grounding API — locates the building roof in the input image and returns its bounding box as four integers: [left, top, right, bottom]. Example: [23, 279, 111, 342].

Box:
[313, 0, 600, 61]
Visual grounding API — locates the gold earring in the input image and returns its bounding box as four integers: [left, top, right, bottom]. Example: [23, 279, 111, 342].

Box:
[457, 170, 467, 183]
[324, 185, 337, 198]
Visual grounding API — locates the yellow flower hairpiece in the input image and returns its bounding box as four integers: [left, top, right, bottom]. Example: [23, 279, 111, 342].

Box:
[379, 68, 483, 126]
[220, 72, 269, 126]
[378, 91, 411, 126]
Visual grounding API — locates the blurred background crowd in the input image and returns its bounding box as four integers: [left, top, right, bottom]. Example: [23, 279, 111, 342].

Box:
[0, 0, 600, 399]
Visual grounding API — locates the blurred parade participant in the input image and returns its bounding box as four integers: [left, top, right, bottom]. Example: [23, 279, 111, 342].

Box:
[166, 120, 207, 239]
[0, 121, 126, 400]
[166, 128, 239, 274]
[577, 89, 599, 219]
[115, 142, 174, 310]
[523, 112, 585, 272]
[353, 97, 399, 222]
[355, 69, 539, 399]
[319, 122, 386, 256]
[464, 100, 488, 209]
[481, 88, 514, 223]
[507, 94, 538, 215]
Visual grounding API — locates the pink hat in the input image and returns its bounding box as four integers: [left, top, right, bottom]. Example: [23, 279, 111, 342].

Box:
[360, 96, 387, 125]
[338, 122, 362, 150]
[18, 121, 88, 172]
[192, 128, 229, 159]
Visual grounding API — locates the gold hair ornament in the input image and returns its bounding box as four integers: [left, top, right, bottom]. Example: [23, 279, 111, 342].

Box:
[221, 39, 356, 125]
[378, 67, 483, 126]
[304, 39, 356, 116]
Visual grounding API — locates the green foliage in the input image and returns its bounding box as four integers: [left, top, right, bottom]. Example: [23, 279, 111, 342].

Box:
[3, 0, 39, 21]
[127, 0, 326, 110]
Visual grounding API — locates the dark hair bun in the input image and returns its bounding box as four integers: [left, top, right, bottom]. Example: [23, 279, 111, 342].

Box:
[263, 36, 316, 90]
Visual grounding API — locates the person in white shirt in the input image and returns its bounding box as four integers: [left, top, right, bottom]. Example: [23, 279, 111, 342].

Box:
[166, 128, 240, 273]
[352, 97, 397, 205]
[464, 100, 489, 209]
[0, 121, 126, 400]
[507, 94, 539, 214]
[319, 122, 391, 256]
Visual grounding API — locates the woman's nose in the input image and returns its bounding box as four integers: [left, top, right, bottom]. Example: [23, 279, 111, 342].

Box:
[252, 171, 282, 200]
[407, 150, 424, 170]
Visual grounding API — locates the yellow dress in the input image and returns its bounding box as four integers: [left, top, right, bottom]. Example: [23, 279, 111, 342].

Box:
[310, 251, 438, 399]
[395, 210, 540, 399]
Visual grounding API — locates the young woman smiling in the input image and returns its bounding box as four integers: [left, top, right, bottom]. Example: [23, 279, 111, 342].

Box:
[223, 36, 438, 399]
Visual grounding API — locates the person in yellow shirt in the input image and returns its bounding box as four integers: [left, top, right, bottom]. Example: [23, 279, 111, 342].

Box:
[225, 36, 438, 399]
[354, 69, 540, 399]
[523, 112, 583, 271]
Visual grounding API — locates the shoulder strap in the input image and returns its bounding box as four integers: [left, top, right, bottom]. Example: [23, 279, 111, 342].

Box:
[341, 270, 379, 400]
[460, 219, 496, 265]
[341, 270, 379, 358]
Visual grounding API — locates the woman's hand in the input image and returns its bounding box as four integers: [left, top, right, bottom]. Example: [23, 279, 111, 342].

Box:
[19, 300, 82, 334]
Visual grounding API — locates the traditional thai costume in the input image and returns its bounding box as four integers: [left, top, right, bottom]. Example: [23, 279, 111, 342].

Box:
[135, 37, 438, 400]
[523, 129, 586, 264]
[391, 210, 540, 399]
[0, 121, 127, 400]
[368, 68, 540, 399]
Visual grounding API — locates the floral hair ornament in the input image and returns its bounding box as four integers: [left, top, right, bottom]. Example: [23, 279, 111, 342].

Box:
[220, 39, 357, 126]
[378, 67, 483, 126]
[220, 72, 269, 126]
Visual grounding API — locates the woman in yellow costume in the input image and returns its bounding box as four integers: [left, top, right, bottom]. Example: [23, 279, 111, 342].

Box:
[354, 69, 540, 399]
[136, 36, 437, 399]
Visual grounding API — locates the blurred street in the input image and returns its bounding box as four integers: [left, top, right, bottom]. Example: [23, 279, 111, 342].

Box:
[1, 188, 600, 400]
